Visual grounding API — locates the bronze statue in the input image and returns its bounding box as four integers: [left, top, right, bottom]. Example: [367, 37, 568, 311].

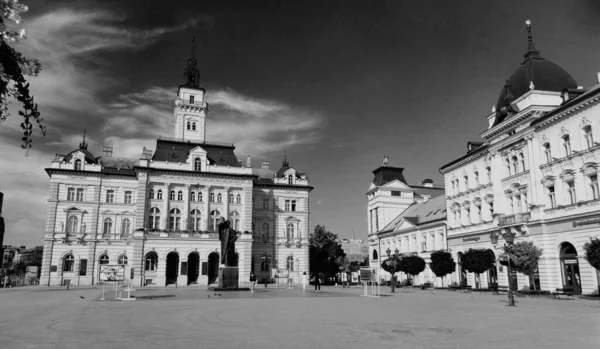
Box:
[218, 218, 238, 267]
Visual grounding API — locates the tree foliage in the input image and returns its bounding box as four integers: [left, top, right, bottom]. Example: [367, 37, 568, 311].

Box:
[381, 255, 403, 292]
[429, 250, 456, 283]
[583, 237, 600, 271]
[461, 249, 496, 288]
[499, 241, 542, 275]
[401, 255, 426, 277]
[0, 0, 45, 151]
[461, 249, 496, 275]
[309, 225, 345, 276]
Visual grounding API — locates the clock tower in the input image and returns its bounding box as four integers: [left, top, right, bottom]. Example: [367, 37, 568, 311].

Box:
[174, 36, 209, 143]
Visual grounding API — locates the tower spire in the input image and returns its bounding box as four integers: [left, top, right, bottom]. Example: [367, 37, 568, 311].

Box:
[283, 150, 289, 167]
[182, 35, 200, 87]
[523, 20, 541, 61]
[79, 128, 87, 150]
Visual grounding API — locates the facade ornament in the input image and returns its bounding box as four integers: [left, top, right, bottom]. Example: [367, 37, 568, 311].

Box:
[560, 126, 569, 135]
[60, 222, 64, 232]
[581, 117, 590, 126]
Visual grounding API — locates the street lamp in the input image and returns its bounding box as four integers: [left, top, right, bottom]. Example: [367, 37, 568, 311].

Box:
[261, 254, 271, 288]
[490, 230, 516, 307]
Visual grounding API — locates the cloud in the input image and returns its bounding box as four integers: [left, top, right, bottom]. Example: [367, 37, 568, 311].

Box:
[0, 7, 198, 247]
[101, 86, 324, 159]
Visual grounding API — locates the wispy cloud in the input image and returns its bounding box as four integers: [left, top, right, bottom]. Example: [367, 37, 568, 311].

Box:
[0, 8, 199, 247]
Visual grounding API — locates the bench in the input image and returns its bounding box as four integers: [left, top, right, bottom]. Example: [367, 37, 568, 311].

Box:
[420, 282, 433, 290]
[552, 288, 575, 299]
[460, 285, 472, 293]
[496, 286, 509, 294]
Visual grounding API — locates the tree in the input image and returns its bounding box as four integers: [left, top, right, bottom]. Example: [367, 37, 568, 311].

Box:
[309, 225, 346, 278]
[499, 241, 543, 290]
[461, 249, 496, 289]
[380, 255, 402, 293]
[337, 257, 360, 288]
[429, 250, 456, 287]
[583, 237, 600, 291]
[401, 255, 426, 284]
[0, 0, 45, 151]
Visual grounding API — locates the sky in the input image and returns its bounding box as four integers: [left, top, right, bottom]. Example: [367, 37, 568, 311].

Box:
[2, 0, 600, 248]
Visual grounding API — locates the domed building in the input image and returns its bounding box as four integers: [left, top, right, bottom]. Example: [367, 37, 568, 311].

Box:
[440, 21, 600, 295]
[39, 41, 313, 288]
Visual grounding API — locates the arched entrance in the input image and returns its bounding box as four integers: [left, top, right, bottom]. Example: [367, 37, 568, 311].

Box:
[166, 252, 179, 285]
[560, 242, 582, 294]
[207, 252, 220, 285]
[187, 252, 200, 285]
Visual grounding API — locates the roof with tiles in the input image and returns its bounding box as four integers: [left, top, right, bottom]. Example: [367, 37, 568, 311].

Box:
[152, 139, 242, 167]
[380, 195, 447, 234]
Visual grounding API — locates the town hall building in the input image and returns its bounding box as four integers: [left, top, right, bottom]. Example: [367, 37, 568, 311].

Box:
[39, 42, 312, 287]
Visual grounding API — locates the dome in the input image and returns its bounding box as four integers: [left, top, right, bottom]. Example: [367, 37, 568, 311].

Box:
[495, 55, 577, 110]
[493, 22, 577, 125]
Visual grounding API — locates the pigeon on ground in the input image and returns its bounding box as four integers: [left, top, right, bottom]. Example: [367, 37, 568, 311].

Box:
[79, 296, 85, 299]
[207, 295, 210, 298]
[217, 293, 222, 296]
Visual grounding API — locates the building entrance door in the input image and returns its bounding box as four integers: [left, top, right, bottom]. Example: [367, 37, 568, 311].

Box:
[187, 253, 199, 285]
[207, 252, 220, 285]
[166, 252, 179, 285]
[560, 242, 582, 295]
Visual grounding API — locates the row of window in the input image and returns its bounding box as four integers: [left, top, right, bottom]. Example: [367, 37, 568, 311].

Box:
[542, 125, 594, 164]
[546, 174, 599, 209]
[452, 200, 494, 227]
[147, 208, 240, 231]
[254, 197, 299, 212]
[62, 254, 127, 273]
[149, 189, 243, 204]
[382, 234, 444, 254]
[451, 167, 492, 195]
[64, 216, 132, 235]
[504, 152, 527, 177]
[186, 121, 198, 131]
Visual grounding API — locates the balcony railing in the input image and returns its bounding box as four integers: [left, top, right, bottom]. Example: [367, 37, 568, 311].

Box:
[498, 212, 531, 227]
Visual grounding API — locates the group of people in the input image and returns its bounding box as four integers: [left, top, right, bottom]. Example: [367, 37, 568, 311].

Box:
[248, 271, 324, 293]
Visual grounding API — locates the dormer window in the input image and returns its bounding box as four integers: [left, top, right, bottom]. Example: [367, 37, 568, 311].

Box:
[194, 158, 202, 172]
[74, 159, 82, 170]
[288, 176, 293, 185]
[190, 95, 195, 104]
[562, 135, 571, 157]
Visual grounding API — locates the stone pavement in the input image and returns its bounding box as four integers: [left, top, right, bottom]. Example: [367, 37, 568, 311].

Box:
[0, 285, 598, 349]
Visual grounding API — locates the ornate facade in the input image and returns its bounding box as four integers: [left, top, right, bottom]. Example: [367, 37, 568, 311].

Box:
[440, 21, 600, 294]
[39, 42, 312, 287]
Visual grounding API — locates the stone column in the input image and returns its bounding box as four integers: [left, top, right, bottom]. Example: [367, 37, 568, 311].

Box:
[525, 135, 538, 207]
[40, 239, 54, 286]
[182, 184, 190, 230]
[162, 183, 170, 230]
[575, 171, 587, 202]
[224, 187, 230, 221]
[203, 186, 211, 231]
[134, 173, 148, 230]
[132, 238, 145, 287]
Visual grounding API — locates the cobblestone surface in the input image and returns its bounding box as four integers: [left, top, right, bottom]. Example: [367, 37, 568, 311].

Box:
[1, 285, 598, 349]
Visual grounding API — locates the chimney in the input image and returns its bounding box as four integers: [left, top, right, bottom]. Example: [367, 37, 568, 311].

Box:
[261, 161, 270, 170]
[422, 179, 434, 188]
[246, 155, 252, 168]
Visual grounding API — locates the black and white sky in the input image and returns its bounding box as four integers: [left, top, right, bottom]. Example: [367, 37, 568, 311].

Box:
[2, 0, 600, 247]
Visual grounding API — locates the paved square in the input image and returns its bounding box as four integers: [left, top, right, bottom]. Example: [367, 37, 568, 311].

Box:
[0, 286, 598, 349]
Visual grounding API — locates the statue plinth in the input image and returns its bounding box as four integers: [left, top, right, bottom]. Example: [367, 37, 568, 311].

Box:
[217, 267, 239, 289]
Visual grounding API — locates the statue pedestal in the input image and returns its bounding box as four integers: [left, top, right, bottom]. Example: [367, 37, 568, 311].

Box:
[218, 267, 239, 289]
[211, 267, 250, 292]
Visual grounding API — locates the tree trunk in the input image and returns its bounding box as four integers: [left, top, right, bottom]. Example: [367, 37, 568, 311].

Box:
[440, 276, 444, 288]
[530, 274, 537, 291]
[391, 273, 395, 293]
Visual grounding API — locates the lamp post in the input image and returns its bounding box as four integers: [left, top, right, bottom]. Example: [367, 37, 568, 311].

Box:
[261, 254, 271, 288]
[490, 231, 516, 307]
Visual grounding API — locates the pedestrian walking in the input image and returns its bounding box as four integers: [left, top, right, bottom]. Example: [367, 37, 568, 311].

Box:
[313, 273, 321, 293]
[249, 272, 257, 293]
[301, 272, 309, 292]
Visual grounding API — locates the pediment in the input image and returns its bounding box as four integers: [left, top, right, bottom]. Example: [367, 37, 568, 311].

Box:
[380, 179, 412, 191]
[394, 218, 415, 232]
[63, 206, 86, 213]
